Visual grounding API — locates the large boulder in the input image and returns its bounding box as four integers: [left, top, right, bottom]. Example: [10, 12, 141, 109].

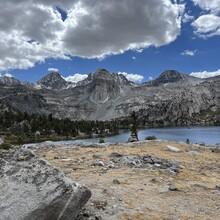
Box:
[0, 147, 91, 220]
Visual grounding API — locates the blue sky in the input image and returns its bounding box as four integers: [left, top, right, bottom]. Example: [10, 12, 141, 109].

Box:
[0, 0, 219, 83]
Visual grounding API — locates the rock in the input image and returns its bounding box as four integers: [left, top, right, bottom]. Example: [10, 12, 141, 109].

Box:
[169, 184, 177, 191]
[216, 184, 220, 189]
[107, 161, 115, 168]
[143, 155, 154, 164]
[197, 142, 205, 146]
[211, 148, 220, 153]
[113, 179, 120, 185]
[118, 155, 142, 167]
[114, 154, 179, 172]
[127, 135, 139, 143]
[166, 145, 181, 152]
[93, 154, 101, 159]
[0, 138, 4, 145]
[169, 164, 180, 173]
[158, 187, 169, 193]
[150, 178, 158, 183]
[0, 147, 91, 220]
[91, 161, 105, 167]
[188, 151, 200, 156]
[110, 152, 123, 158]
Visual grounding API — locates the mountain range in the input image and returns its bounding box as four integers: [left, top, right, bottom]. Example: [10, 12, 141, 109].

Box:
[0, 68, 219, 126]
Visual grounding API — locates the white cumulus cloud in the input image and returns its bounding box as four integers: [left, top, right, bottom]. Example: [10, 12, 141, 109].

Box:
[48, 68, 59, 72]
[0, 0, 184, 71]
[4, 73, 13, 78]
[181, 49, 197, 56]
[118, 72, 144, 83]
[0, 73, 13, 77]
[63, 73, 88, 83]
[192, 0, 220, 14]
[192, 0, 220, 38]
[190, 69, 220, 78]
[192, 14, 220, 38]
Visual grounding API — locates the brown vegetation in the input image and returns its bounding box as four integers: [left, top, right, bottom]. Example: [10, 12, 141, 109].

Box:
[35, 141, 220, 219]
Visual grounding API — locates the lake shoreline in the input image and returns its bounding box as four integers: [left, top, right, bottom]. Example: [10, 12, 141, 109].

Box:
[4, 125, 219, 147]
[21, 125, 220, 148]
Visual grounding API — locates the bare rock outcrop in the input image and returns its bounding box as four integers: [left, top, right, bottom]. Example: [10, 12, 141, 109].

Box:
[0, 147, 91, 220]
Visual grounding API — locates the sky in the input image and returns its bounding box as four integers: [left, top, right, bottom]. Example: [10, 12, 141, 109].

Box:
[0, 0, 220, 83]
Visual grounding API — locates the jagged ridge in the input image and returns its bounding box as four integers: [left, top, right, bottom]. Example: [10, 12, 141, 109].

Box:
[0, 69, 219, 126]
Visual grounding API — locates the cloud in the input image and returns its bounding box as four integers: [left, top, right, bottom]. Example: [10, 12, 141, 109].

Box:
[4, 73, 13, 78]
[0, 73, 13, 77]
[136, 49, 144, 53]
[192, 0, 220, 38]
[192, 0, 220, 14]
[0, 0, 183, 71]
[48, 68, 59, 72]
[181, 49, 197, 56]
[132, 57, 136, 60]
[63, 0, 183, 59]
[148, 76, 153, 81]
[182, 13, 194, 23]
[190, 69, 220, 78]
[118, 72, 144, 82]
[63, 73, 88, 83]
[192, 14, 220, 38]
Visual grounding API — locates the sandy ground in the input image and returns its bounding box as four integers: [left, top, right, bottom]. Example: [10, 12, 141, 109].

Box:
[34, 140, 220, 220]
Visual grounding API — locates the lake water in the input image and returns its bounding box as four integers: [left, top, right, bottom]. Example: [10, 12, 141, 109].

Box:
[57, 126, 220, 146]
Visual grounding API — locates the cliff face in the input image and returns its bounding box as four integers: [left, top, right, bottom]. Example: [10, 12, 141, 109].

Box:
[0, 69, 220, 126]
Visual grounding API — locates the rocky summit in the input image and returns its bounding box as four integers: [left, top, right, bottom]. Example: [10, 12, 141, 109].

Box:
[0, 69, 219, 125]
[36, 72, 74, 90]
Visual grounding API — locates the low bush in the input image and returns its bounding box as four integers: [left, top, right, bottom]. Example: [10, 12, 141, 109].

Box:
[145, 136, 157, 140]
[99, 138, 105, 143]
[0, 143, 12, 150]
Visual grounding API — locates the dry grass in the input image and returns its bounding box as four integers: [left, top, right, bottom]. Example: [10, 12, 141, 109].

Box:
[35, 141, 220, 220]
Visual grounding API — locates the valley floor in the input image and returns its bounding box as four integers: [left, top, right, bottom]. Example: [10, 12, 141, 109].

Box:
[34, 140, 220, 220]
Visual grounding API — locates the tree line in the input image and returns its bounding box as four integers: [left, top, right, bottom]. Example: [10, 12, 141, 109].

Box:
[0, 110, 122, 137]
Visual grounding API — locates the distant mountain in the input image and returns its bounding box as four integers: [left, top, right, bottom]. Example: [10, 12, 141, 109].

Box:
[77, 68, 131, 87]
[0, 76, 21, 86]
[145, 70, 203, 86]
[36, 72, 75, 90]
[0, 68, 219, 127]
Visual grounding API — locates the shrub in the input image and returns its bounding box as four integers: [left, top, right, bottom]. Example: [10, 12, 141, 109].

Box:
[0, 143, 12, 150]
[145, 136, 157, 140]
[99, 138, 105, 143]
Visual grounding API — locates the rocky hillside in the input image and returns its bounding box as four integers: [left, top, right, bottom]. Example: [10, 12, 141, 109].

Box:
[0, 69, 219, 126]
